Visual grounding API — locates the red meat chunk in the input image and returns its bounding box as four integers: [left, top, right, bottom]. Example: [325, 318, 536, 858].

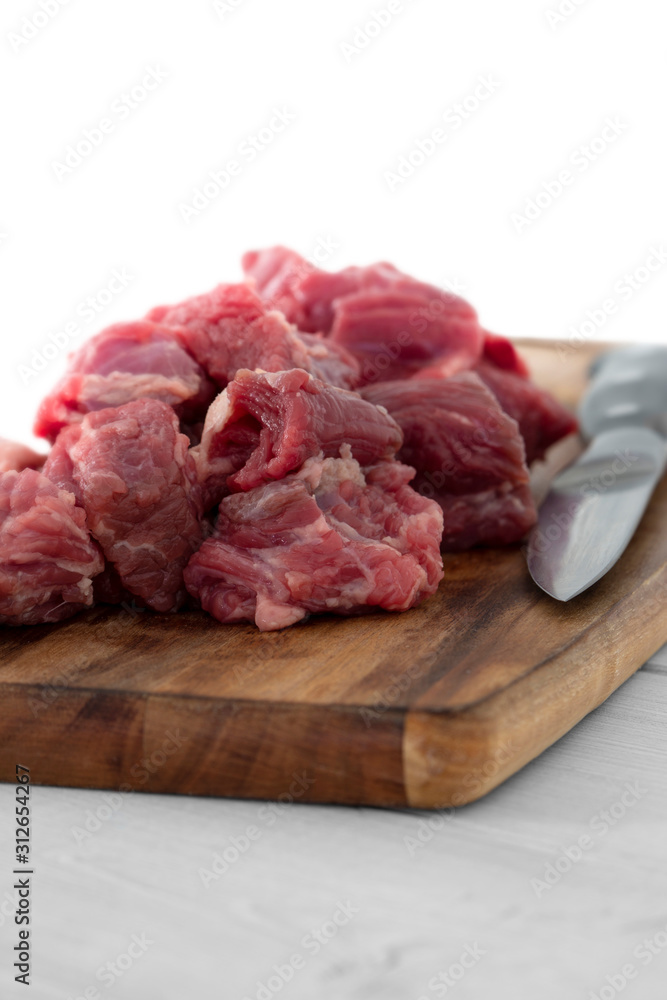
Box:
[34, 321, 217, 443]
[361, 374, 537, 550]
[92, 562, 136, 606]
[242, 246, 484, 383]
[43, 399, 203, 612]
[43, 425, 83, 502]
[297, 332, 360, 388]
[239, 246, 322, 329]
[481, 331, 531, 378]
[43, 429, 148, 608]
[184, 448, 444, 631]
[474, 361, 578, 464]
[332, 288, 482, 384]
[148, 282, 359, 390]
[6, 247, 580, 631]
[0, 469, 103, 625]
[192, 367, 403, 509]
[243, 247, 412, 332]
[0, 439, 46, 474]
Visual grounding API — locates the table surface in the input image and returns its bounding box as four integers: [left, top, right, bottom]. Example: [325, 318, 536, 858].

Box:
[1, 641, 666, 1000]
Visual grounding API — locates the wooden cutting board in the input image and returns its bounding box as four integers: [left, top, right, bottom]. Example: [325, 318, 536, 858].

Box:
[1, 341, 666, 809]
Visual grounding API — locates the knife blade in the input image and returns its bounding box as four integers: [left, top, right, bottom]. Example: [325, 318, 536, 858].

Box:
[526, 346, 667, 601]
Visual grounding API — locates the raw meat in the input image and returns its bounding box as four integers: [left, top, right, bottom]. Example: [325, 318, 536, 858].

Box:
[242, 246, 484, 383]
[297, 332, 360, 388]
[92, 562, 135, 606]
[242, 247, 410, 332]
[43, 424, 82, 501]
[474, 361, 578, 464]
[330, 288, 482, 384]
[0, 438, 46, 474]
[240, 246, 316, 326]
[34, 321, 217, 443]
[0, 469, 103, 625]
[9, 244, 580, 634]
[184, 447, 444, 630]
[193, 367, 403, 508]
[361, 374, 537, 550]
[242, 247, 458, 333]
[481, 331, 530, 378]
[44, 399, 203, 612]
[416, 340, 577, 464]
[148, 282, 360, 390]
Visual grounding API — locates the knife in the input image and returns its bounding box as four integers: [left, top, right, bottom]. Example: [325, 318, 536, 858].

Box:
[526, 346, 667, 601]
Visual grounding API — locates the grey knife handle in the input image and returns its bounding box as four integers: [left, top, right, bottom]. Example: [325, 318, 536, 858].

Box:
[580, 346, 667, 440]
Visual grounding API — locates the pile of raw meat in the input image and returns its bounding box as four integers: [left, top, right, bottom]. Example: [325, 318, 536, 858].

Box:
[0, 248, 576, 630]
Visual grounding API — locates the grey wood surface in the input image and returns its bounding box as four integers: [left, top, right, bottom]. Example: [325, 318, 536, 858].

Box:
[1, 642, 666, 1000]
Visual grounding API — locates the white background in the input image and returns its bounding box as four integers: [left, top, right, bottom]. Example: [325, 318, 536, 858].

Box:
[1, 5, 667, 999]
[1, 0, 666, 448]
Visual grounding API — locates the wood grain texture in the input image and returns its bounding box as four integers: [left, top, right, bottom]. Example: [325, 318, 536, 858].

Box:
[0, 340, 665, 808]
[2, 648, 666, 1000]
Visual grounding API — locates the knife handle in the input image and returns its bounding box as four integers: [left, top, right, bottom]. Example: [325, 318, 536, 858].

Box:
[580, 346, 667, 439]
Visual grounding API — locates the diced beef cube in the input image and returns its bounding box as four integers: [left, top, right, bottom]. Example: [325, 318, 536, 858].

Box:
[330, 288, 482, 384]
[184, 447, 444, 631]
[242, 246, 483, 383]
[34, 320, 217, 443]
[43, 399, 202, 612]
[361, 374, 537, 550]
[0, 469, 103, 625]
[474, 361, 578, 464]
[148, 282, 360, 390]
[193, 367, 403, 508]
